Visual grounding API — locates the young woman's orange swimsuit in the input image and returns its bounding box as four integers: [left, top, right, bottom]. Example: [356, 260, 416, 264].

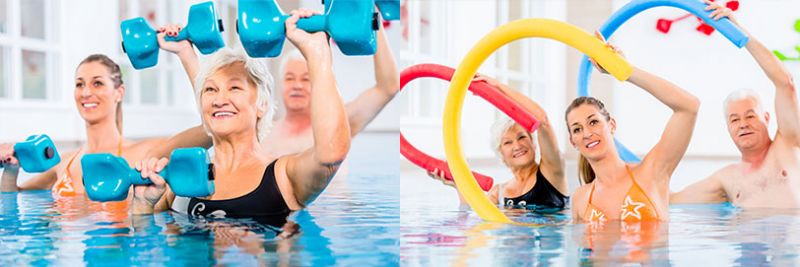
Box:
[580, 166, 663, 261]
[52, 140, 123, 197]
[51, 140, 128, 220]
[582, 165, 660, 222]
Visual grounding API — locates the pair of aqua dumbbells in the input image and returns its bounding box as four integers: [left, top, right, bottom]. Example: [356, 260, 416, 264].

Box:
[122, 0, 401, 69]
[1, 135, 213, 202]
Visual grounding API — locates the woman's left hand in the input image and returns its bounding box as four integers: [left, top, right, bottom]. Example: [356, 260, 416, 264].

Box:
[589, 31, 625, 75]
[704, 0, 735, 21]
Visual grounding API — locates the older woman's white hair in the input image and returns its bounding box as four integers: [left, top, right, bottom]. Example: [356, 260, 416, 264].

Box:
[489, 116, 538, 166]
[194, 47, 276, 142]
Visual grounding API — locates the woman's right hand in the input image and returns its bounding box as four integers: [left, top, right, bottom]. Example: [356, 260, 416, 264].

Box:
[472, 73, 502, 89]
[285, 8, 331, 61]
[427, 168, 455, 188]
[157, 24, 194, 56]
[0, 143, 19, 168]
[132, 157, 169, 213]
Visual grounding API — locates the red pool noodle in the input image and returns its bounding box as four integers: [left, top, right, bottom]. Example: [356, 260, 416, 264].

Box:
[400, 63, 540, 191]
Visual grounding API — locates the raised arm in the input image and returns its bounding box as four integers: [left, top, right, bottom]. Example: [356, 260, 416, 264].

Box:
[629, 67, 700, 179]
[705, 1, 800, 145]
[344, 23, 400, 136]
[473, 74, 567, 193]
[282, 9, 351, 207]
[157, 24, 199, 88]
[590, 32, 699, 179]
[670, 168, 728, 204]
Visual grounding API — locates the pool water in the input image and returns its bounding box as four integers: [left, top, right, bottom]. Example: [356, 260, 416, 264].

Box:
[401, 176, 800, 266]
[0, 133, 400, 266]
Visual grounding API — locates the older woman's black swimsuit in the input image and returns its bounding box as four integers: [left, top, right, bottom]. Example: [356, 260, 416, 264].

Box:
[503, 168, 568, 211]
[188, 160, 291, 224]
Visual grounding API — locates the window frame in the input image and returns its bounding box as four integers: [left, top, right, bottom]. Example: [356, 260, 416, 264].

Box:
[400, 1, 553, 127]
[0, 0, 63, 104]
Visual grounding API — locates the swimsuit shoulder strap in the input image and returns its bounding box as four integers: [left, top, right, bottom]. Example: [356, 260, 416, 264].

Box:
[64, 146, 83, 180]
[117, 136, 124, 156]
[585, 182, 597, 210]
[624, 164, 660, 219]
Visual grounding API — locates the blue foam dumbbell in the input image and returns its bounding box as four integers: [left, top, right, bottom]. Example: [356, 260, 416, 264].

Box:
[1, 134, 61, 173]
[322, 0, 400, 21]
[82, 147, 215, 202]
[374, 0, 400, 20]
[121, 1, 225, 69]
[237, 0, 377, 58]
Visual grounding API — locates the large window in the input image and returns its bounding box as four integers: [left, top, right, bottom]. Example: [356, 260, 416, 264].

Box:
[0, 0, 7, 33]
[492, 0, 547, 111]
[0, 0, 61, 102]
[400, 0, 448, 124]
[400, 1, 554, 124]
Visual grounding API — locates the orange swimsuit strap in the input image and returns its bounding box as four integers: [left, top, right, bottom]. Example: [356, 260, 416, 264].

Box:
[583, 165, 659, 222]
[64, 137, 123, 179]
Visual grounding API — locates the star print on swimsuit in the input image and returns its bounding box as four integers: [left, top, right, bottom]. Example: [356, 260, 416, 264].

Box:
[589, 209, 607, 222]
[54, 174, 75, 196]
[621, 195, 645, 220]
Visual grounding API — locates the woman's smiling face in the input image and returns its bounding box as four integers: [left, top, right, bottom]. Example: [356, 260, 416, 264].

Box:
[200, 62, 264, 139]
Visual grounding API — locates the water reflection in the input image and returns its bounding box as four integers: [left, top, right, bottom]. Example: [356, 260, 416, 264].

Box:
[0, 191, 58, 265]
[400, 192, 800, 266]
[0, 191, 315, 265]
[575, 220, 669, 265]
[0, 134, 399, 265]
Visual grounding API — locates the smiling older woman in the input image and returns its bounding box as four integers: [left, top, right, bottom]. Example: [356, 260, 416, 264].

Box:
[428, 74, 569, 211]
[130, 9, 350, 219]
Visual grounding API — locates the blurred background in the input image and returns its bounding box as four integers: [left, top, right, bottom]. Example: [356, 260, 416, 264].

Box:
[399, 0, 800, 205]
[0, 0, 402, 180]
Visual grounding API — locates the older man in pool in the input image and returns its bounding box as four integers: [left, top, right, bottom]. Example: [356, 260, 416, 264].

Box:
[263, 22, 399, 158]
[671, 2, 800, 208]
